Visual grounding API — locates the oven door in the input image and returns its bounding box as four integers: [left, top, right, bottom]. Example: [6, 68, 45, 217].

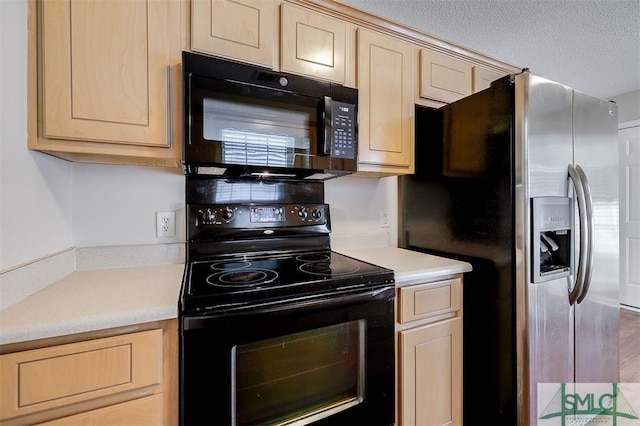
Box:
[179, 286, 395, 426]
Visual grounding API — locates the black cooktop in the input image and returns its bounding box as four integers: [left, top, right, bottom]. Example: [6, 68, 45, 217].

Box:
[181, 250, 394, 314]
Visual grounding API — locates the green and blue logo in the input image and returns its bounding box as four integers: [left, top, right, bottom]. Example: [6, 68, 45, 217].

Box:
[539, 383, 639, 425]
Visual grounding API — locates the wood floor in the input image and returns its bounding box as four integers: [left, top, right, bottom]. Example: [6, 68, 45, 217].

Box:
[620, 306, 640, 383]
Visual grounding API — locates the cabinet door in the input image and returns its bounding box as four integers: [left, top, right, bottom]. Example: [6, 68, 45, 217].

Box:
[191, 0, 275, 68]
[420, 49, 472, 103]
[400, 317, 462, 426]
[281, 4, 349, 84]
[357, 29, 414, 175]
[40, 0, 172, 148]
[473, 66, 505, 93]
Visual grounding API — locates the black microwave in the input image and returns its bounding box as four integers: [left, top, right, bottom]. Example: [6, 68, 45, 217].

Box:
[182, 52, 358, 180]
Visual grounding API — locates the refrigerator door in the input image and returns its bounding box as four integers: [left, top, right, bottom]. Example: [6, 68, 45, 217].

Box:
[403, 79, 517, 424]
[519, 73, 575, 424]
[572, 91, 619, 383]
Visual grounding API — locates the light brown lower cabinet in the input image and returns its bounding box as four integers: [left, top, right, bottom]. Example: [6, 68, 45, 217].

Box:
[0, 319, 177, 426]
[397, 277, 463, 426]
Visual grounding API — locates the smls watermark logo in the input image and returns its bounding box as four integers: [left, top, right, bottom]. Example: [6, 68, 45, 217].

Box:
[538, 383, 640, 425]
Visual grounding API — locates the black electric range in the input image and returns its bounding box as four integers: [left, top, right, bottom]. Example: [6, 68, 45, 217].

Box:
[181, 248, 394, 313]
[179, 199, 394, 314]
[179, 177, 396, 426]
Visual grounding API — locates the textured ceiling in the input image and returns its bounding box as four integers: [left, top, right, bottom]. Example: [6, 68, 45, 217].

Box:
[338, 0, 640, 99]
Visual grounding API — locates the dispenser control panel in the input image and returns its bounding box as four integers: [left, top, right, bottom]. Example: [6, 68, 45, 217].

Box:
[531, 197, 574, 283]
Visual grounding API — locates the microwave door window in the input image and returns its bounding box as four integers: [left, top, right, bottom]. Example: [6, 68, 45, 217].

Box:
[221, 129, 296, 168]
[203, 97, 314, 168]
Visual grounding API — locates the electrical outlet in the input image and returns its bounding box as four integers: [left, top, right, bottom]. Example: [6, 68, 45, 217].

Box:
[380, 210, 390, 228]
[156, 211, 176, 237]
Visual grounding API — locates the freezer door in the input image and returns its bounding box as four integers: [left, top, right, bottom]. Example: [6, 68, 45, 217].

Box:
[573, 90, 619, 383]
[525, 75, 574, 199]
[520, 73, 575, 424]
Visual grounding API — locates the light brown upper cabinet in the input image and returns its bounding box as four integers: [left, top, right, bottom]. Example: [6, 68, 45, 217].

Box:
[191, 1, 354, 86]
[29, 0, 517, 168]
[473, 66, 506, 93]
[191, 0, 276, 68]
[420, 48, 473, 103]
[356, 29, 414, 175]
[280, 3, 352, 85]
[31, 0, 183, 166]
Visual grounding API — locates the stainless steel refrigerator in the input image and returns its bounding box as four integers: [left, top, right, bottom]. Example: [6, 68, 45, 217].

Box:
[399, 71, 619, 425]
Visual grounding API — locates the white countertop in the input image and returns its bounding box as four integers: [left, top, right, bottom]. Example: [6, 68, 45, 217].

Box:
[0, 247, 471, 346]
[0, 264, 184, 345]
[335, 247, 472, 285]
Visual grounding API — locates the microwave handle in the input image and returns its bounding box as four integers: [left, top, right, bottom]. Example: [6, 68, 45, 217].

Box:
[320, 96, 332, 156]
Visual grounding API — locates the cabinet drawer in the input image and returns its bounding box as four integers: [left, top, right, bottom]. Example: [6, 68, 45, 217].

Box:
[399, 278, 461, 323]
[37, 394, 162, 426]
[0, 329, 162, 420]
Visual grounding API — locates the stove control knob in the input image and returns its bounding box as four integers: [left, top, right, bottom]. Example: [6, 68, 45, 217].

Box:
[221, 207, 234, 222]
[200, 209, 215, 224]
[297, 207, 309, 219]
[311, 208, 322, 220]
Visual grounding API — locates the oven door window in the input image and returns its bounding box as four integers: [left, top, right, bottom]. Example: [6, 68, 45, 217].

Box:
[232, 320, 365, 426]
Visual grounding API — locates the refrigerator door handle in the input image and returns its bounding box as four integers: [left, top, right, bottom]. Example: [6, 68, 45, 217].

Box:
[568, 164, 588, 305]
[575, 165, 594, 304]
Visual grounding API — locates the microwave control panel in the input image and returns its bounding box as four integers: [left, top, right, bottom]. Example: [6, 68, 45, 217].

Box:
[328, 101, 356, 160]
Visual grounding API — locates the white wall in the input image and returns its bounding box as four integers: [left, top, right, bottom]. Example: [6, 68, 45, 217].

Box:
[0, 0, 396, 272]
[325, 175, 397, 245]
[72, 164, 184, 247]
[70, 167, 397, 248]
[0, 0, 73, 271]
[71, 166, 396, 248]
[610, 90, 640, 123]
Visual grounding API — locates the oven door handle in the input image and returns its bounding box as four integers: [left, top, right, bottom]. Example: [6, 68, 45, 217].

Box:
[182, 285, 395, 330]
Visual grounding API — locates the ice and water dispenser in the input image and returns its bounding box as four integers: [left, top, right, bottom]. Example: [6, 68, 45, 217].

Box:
[531, 197, 574, 283]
